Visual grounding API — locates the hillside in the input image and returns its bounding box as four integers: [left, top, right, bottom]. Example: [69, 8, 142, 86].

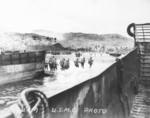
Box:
[0, 32, 56, 52]
[33, 30, 64, 41]
[59, 32, 134, 49]
[0, 31, 134, 54]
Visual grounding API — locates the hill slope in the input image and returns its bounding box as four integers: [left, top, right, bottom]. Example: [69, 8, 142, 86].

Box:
[0, 32, 56, 51]
[0, 31, 134, 53]
[33, 30, 64, 41]
[59, 32, 134, 49]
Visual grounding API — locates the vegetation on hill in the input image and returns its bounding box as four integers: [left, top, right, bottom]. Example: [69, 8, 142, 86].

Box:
[0, 32, 56, 52]
[60, 32, 133, 48]
[59, 32, 134, 54]
[0, 31, 134, 54]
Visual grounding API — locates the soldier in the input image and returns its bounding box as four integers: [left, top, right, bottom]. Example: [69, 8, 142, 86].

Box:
[66, 59, 70, 69]
[49, 57, 53, 70]
[44, 59, 49, 70]
[88, 57, 93, 68]
[80, 57, 85, 68]
[60, 58, 65, 69]
[53, 58, 58, 70]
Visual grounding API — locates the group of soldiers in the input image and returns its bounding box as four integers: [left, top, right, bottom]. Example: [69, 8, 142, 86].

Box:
[44, 56, 94, 72]
[74, 57, 93, 68]
[44, 56, 58, 71]
[44, 57, 70, 71]
[59, 58, 70, 70]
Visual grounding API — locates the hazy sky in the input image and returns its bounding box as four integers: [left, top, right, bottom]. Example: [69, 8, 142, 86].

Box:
[0, 0, 150, 36]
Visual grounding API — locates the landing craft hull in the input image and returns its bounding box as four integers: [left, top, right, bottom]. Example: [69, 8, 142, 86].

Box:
[0, 50, 45, 85]
[0, 62, 44, 85]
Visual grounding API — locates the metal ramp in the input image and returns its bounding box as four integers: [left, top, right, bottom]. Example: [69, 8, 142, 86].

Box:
[140, 43, 150, 84]
[128, 23, 150, 85]
[128, 23, 150, 118]
[130, 85, 150, 118]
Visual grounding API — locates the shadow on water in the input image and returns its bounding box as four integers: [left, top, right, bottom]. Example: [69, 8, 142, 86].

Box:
[0, 74, 58, 97]
[43, 74, 57, 83]
[0, 74, 58, 108]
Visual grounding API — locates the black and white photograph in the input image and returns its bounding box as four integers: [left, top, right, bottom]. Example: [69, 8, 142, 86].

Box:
[0, 0, 149, 118]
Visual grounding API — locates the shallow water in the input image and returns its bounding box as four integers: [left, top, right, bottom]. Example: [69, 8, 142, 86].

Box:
[0, 53, 116, 107]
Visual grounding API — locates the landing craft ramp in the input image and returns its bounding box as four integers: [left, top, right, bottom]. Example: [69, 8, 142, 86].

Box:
[127, 23, 150, 118]
[127, 23, 150, 84]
